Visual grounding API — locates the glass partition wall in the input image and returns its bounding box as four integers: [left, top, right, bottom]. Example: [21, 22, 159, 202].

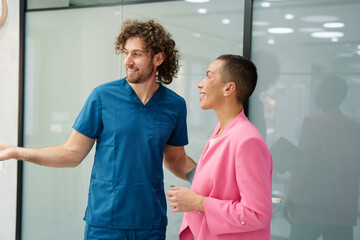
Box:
[23, 1, 245, 239]
[23, 5, 123, 240]
[22, 0, 360, 239]
[250, 0, 360, 239]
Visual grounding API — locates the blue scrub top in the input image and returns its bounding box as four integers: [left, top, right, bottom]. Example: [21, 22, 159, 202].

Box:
[73, 78, 188, 229]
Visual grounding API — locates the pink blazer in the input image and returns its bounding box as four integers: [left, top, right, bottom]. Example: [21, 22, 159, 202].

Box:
[179, 111, 273, 240]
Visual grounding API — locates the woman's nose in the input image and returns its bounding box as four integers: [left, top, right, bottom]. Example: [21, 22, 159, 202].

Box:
[197, 78, 205, 89]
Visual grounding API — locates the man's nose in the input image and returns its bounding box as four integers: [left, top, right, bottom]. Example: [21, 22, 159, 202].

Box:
[124, 55, 134, 66]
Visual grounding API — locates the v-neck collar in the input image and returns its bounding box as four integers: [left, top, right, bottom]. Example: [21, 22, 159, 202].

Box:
[212, 110, 247, 141]
[200, 110, 247, 164]
[121, 78, 163, 110]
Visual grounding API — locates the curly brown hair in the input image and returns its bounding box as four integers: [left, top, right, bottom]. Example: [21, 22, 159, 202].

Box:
[115, 19, 180, 85]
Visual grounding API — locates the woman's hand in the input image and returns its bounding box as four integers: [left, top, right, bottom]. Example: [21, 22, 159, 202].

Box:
[166, 186, 205, 212]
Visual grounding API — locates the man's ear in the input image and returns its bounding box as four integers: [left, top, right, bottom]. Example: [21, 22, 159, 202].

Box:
[154, 52, 165, 66]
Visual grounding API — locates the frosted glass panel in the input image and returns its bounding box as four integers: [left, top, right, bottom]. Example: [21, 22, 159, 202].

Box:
[23, 6, 122, 240]
[23, 1, 244, 239]
[249, 1, 360, 239]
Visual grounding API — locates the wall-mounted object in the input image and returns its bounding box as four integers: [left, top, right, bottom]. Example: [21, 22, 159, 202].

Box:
[0, 0, 8, 28]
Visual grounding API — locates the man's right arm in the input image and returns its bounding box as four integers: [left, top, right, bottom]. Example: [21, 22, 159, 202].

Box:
[0, 130, 95, 168]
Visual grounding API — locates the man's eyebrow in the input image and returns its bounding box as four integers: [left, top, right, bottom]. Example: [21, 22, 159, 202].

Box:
[123, 48, 148, 53]
[206, 70, 214, 75]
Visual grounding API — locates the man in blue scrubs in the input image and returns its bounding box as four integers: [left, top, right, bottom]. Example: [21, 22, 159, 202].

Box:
[0, 19, 196, 239]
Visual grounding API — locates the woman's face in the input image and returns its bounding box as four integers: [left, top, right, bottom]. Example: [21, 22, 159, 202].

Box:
[197, 60, 227, 110]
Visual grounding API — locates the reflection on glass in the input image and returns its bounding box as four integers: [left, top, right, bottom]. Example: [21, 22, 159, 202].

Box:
[251, 50, 280, 141]
[250, 0, 360, 239]
[286, 75, 360, 240]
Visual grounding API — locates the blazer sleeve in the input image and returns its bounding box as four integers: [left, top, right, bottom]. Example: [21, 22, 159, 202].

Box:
[204, 137, 273, 235]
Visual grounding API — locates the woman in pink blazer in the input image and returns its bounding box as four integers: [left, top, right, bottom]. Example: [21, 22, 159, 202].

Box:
[166, 55, 273, 240]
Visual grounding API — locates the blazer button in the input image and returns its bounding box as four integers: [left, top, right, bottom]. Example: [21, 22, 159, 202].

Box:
[241, 221, 246, 225]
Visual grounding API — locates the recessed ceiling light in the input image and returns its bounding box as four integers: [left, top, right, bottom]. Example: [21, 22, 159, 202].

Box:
[311, 31, 344, 38]
[357, 50, 360, 55]
[268, 27, 294, 34]
[222, 19, 231, 24]
[285, 14, 294, 20]
[323, 22, 345, 28]
[268, 39, 275, 45]
[198, 8, 207, 14]
[301, 15, 339, 23]
[357, 44, 360, 49]
[185, 0, 210, 3]
[261, 2, 271, 7]
[331, 37, 339, 42]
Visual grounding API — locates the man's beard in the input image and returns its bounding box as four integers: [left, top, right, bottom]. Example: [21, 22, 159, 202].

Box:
[126, 62, 155, 84]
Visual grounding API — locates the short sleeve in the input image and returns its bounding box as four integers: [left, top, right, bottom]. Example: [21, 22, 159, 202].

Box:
[166, 98, 188, 146]
[73, 88, 103, 139]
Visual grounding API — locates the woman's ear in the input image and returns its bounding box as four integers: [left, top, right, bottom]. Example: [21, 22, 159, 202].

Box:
[154, 52, 165, 66]
[224, 82, 236, 97]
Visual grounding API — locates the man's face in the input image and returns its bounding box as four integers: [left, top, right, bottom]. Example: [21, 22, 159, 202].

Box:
[197, 60, 227, 110]
[123, 37, 156, 84]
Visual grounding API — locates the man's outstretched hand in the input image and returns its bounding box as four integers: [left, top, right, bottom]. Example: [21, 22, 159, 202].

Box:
[0, 142, 16, 161]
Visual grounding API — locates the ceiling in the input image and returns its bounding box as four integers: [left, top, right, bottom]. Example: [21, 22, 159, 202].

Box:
[27, 0, 360, 74]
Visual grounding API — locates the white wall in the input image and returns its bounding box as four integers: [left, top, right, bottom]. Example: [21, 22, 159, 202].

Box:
[0, 0, 19, 239]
